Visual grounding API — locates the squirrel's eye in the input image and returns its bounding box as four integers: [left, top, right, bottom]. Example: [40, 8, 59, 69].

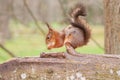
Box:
[47, 35, 51, 40]
[46, 32, 52, 40]
[47, 36, 50, 40]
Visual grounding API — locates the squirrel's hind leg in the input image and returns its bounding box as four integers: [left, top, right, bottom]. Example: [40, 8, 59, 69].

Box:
[65, 43, 84, 57]
[65, 43, 80, 56]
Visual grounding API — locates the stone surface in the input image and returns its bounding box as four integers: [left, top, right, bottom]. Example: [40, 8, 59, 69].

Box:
[0, 53, 120, 80]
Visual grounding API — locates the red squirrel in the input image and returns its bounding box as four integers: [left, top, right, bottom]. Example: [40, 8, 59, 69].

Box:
[40, 4, 91, 58]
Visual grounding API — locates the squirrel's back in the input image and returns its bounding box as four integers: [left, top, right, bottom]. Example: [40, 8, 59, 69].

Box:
[69, 3, 91, 46]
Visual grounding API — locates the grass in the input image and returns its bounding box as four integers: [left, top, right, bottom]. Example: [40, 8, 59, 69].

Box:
[0, 21, 104, 63]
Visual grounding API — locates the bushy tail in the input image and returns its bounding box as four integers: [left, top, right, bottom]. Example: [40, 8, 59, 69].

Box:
[70, 4, 86, 19]
[70, 4, 91, 45]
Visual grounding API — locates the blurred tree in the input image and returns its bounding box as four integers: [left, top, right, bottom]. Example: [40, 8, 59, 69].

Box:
[0, 0, 12, 43]
[0, 43, 16, 57]
[10, 0, 103, 24]
[23, 0, 45, 35]
[104, 0, 120, 54]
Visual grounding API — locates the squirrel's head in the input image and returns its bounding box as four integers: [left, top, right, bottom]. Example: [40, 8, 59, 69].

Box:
[45, 23, 56, 50]
[45, 23, 64, 50]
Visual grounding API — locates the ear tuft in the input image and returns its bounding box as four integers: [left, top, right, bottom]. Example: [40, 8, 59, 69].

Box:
[45, 22, 52, 30]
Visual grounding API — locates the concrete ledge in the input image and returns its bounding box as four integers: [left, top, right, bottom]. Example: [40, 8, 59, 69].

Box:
[0, 54, 120, 80]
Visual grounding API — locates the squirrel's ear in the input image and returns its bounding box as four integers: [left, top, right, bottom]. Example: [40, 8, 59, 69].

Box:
[45, 22, 52, 31]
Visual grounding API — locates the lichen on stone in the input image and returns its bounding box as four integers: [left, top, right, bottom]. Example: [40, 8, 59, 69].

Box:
[20, 73, 27, 79]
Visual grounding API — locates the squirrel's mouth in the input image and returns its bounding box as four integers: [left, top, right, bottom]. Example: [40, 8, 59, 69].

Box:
[47, 42, 55, 50]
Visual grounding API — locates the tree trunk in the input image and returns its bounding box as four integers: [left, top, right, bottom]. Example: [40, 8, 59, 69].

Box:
[104, 0, 120, 54]
[0, 0, 11, 43]
[0, 54, 120, 80]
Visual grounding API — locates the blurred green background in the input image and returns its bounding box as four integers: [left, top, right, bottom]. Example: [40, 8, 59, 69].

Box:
[0, 21, 104, 63]
[0, 0, 104, 63]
